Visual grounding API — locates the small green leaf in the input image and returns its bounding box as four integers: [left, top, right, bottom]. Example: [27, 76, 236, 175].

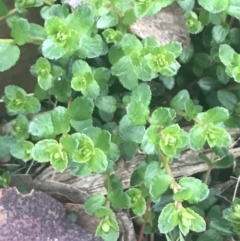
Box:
[45, 15, 79, 54]
[189, 124, 207, 150]
[108, 46, 125, 65]
[96, 216, 119, 241]
[178, 177, 209, 203]
[0, 136, 15, 158]
[31, 139, 57, 162]
[0, 0, 8, 16]
[94, 207, 113, 218]
[194, 53, 212, 69]
[95, 96, 117, 114]
[149, 175, 173, 202]
[120, 141, 138, 159]
[198, 77, 221, 93]
[177, 0, 195, 11]
[170, 90, 190, 110]
[50, 149, 68, 172]
[29, 112, 55, 138]
[60, 135, 78, 154]
[227, 0, 240, 20]
[10, 140, 34, 162]
[3, 85, 27, 113]
[165, 41, 182, 58]
[122, 8, 136, 25]
[65, 4, 94, 35]
[107, 142, 120, 164]
[212, 25, 229, 44]
[179, 43, 194, 64]
[217, 89, 238, 111]
[196, 229, 223, 241]
[70, 119, 93, 132]
[69, 97, 94, 121]
[119, 115, 145, 143]
[24, 96, 41, 114]
[173, 188, 192, 201]
[215, 154, 234, 168]
[71, 59, 100, 98]
[120, 33, 143, 54]
[103, 28, 122, 44]
[149, 47, 180, 75]
[144, 161, 164, 188]
[71, 72, 100, 99]
[104, 175, 123, 192]
[35, 57, 52, 90]
[161, 76, 175, 90]
[216, 65, 230, 84]
[179, 208, 206, 234]
[94, 130, 111, 154]
[40, 4, 69, 20]
[160, 124, 189, 157]
[198, 0, 228, 13]
[84, 194, 106, 215]
[71, 133, 95, 163]
[11, 114, 29, 140]
[209, 12, 224, 25]
[78, 34, 108, 58]
[0, 171, 11, 187]
[184, 11, 203, 34]
[51, 106, 70, 135]
[69, 161, 92, 178]
[209, 218, 233, 236]
[184, 99, 201, 121]
[206, 124, 231, 148]
[0, 43, 20, 71]
[97, 10, 118, 29]
[219, 44, 235, 66]
[127, 101, 150, 125]
[141, 126, 161, 154]
[150, 107, 176, 126]
[42, 39, 66, 59]
[127, 188, 146, 216]
[52, 78, 71, 102]
[88, 148, 108, 173]
[229, 28, 240, 45]
[11, 18, 30, 45]
[111, 56, 138, 90]
[108, 190, 131, 209]
[202, 107, 229, 124]
[130, 83, 152, 106]
[158, 203, 178, 233]
[232, 64, 240, 83]
[29, 23, 47, 40]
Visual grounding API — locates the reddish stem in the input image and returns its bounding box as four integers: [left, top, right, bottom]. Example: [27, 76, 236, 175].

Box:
[137, 199, 151, 241]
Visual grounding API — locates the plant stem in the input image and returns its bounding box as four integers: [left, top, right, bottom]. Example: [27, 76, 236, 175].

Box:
[105, 173, 111, 208]
[0, 38, 44, 45]
[0, 8, 18, 21]
[176, 110, 203, 125]
[228, 16, 235, 28]
[105, 2, 124, 19]
[158, 149, 179, 193]
[27, 39, 44, 45]
[203, 166, 212, 184]
[0, 39, 15, 44]
[137, 199, 151, 241]
[203, 152, 214, 184]
[43, 0, 54, 5]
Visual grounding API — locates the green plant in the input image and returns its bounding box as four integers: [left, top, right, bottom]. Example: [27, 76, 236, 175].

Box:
[0, 171, 11, 187]
[0, 0, 240, 240]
